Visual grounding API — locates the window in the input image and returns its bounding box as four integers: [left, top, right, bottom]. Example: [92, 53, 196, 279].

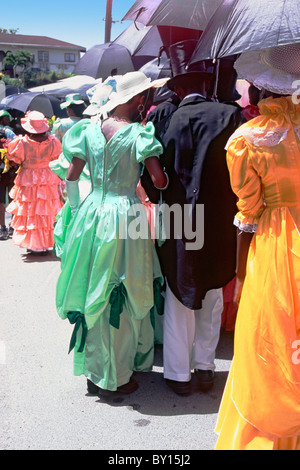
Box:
[38, 51, 49, 62]
[65, 53, 75, 63]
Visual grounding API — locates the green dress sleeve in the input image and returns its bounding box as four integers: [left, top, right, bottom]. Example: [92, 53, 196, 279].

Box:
[62, 119, 91, 163]
[133, 121, 163, 164]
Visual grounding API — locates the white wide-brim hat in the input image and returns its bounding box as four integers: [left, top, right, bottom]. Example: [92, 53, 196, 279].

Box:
[21, 111, 49, 134]
[84, 76, 121, 116]
[100, 71, 168, 115]
[234, 43, 300, 96]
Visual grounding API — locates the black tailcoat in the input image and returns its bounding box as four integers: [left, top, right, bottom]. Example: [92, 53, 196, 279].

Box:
[143, 95, 244, 310]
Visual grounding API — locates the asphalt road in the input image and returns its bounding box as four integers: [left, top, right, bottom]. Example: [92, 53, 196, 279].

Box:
[0, 218, 234, 452]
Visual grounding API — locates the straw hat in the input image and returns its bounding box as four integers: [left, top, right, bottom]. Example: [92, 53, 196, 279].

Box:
[21, 111, 49, 134]
[60, 93, 84, 109]
[234, 43, 300, 95]
[100, 71, 168, 115]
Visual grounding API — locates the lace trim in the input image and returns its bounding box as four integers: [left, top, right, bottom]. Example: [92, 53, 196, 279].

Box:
[226, 126, 289, 149]
[234, 216, 257, 233]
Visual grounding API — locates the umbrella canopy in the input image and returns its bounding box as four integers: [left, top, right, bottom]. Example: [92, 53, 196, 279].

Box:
[122, 0, 224, 30]
[139, 56, 171, 80]
[139, 57, 173, 103]
[189, 0, 300, 62]
[113, 22, 165, 69]
[0, 83, 29, 102]
[1, 92, 67, 118]
[74, 43, 135, 80]
[29, 75, 102, 99]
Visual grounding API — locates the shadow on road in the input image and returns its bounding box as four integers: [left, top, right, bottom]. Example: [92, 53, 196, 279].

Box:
[88, 329, 234, 419]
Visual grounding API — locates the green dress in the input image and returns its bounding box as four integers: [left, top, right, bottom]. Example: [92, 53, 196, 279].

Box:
[54, 118, 164, 391]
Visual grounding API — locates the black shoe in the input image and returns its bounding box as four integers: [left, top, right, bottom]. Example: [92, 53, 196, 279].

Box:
[27, 249, 49, 256]
[97, 377, 139, 398]
[87, 379, 100, 394]
[0, 226, 8, 240]
[165, 379, 193, 396]
[194, 369, 215, 392]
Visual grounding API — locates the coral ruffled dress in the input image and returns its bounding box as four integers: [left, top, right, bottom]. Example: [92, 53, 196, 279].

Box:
[215, 97, 300, 450]
[6, 134, 62, 251]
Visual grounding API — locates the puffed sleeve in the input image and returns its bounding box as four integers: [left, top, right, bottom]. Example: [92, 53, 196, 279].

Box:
[49, 135, 63, 161]
[62, 119, 91, 163]
[7, 136, 25, 164]
[133, 121, 163, 164]
[227, 136, 264, 232]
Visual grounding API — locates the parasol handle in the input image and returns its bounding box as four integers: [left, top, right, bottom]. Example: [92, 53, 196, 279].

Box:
[212, 58, 220, 101]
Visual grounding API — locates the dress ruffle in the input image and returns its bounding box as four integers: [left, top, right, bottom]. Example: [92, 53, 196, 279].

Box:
[6, 134, 63, 250]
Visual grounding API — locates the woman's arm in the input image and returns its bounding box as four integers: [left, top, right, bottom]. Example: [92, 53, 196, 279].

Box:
[144, 156, 168, 190]
[66, 157, 86, 181]
[234, 229, 254, 305]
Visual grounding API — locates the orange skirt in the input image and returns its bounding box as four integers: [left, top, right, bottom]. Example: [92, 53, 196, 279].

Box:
[215, 208, 300, 449]
[215, 368, 300, 450]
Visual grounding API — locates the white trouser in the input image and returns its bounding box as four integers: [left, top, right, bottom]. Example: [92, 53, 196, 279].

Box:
[163, 284, 223, 382]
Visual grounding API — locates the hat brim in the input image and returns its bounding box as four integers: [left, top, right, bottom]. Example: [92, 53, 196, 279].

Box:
[234, 49, 299, 95]
[101, 78, 168, 115]
[83, 104, 102, 116]
[60, 100, 84, 109]
[167, 71, 215, 91]
[0, 111, 13, 121]
[21, 119, 49, 134]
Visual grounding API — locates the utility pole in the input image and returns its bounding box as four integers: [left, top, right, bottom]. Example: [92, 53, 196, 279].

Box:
[105, 0, 113, 43]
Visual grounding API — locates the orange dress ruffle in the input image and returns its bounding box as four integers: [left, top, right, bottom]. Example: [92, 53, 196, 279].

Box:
[6, 134, 62, 251]
[215, 97, 300, 450]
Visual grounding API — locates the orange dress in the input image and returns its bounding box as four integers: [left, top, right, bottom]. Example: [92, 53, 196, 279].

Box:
[215, 96, 300, 450]
[6, 134, 62, 251]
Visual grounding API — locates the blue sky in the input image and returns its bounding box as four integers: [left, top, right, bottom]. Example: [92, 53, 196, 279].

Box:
[1, 0, 137, 50]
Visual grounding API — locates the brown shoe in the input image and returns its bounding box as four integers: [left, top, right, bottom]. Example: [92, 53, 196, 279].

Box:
[165, 379, 193, 396]
[194, 369, 214, 392]
[98, 377, 139, 398]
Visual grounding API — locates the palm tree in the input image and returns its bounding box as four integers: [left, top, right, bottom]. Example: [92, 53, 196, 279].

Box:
[3, 50, 34, 78]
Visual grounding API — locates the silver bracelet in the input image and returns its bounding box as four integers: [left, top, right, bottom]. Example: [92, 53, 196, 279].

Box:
[155, 171, 169, 190]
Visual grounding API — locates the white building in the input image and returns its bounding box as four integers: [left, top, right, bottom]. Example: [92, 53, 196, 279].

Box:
[0, 33, 86, 75]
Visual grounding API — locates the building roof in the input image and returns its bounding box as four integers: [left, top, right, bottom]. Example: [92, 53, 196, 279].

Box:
[0, 33, 86, 52]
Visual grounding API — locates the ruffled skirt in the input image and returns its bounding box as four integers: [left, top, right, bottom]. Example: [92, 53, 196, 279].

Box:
[7, 168, 63, 250]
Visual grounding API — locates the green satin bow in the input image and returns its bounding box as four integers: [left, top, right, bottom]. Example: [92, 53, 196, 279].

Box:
[109, 283, 127, 329]
[67, 311, 87, 354]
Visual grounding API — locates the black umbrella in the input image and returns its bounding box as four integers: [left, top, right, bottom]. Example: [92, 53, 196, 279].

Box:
[1, 92, 67, 118]
[139, 56, 171, 80]
[139, 57, 173, 103]
[123, 0, 223, 30]
[5, 85, 29, 96]
[113, 22, 165, 69]
[189, 0, 300, 62]
[0, 83, 29, 102]
[74, 43, 135, 80]
[122, 0, 224, 56]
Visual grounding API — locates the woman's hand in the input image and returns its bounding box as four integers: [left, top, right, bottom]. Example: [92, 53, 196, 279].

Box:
[233, 276, 244, 307]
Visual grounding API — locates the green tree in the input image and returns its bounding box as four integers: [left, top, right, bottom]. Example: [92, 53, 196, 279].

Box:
[3, 50, 34, 77]
[0, 28, 19, 34]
